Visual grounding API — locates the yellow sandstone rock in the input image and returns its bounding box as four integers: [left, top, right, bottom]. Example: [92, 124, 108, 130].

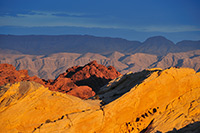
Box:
[0, 81, 101, 133]
[100, 67, 200, 133]
[0, 67, 200, 133]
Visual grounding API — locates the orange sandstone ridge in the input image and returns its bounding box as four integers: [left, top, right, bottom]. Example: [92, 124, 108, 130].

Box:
[0, 61, 121, 99]
[0, 67, 200, 132]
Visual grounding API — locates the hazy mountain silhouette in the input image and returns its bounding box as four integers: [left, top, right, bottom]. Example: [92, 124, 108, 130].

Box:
[0, 35, 140, 55]
[0, 35, 200, 56]
[131, 36, 180, 55]
[176, 40, 200, 51]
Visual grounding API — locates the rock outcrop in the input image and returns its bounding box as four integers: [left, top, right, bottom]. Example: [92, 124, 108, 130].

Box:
[62, 60, 121, 92]
[0, 63, 95, 99]
[0, 67, 200, 132]
[0, 63, 44, 86]
[45, 75, 95, 100]
[0, 61, 121, 99]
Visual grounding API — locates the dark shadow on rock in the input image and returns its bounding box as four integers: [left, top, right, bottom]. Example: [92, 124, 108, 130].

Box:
[118, 54, 131, 62]
[175, 59, 183, 67]
[149, 56, 163, 68]
[65, 66, 83, 78]
[140, 119, 154, 133]
[166, 121, 200, 133]
[155, 131, 162, 133]
[123, 63, 135, 71]
[74, 75, 111, 93]
[189, 54, 200, 59]
[98, 69, 162, 105]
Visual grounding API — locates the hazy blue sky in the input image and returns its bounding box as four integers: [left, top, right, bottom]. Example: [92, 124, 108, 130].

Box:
[0, 0, 200, 42]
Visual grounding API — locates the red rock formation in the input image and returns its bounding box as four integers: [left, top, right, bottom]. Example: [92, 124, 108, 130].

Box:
[0, 64, 94, 99]
[0, 64, 44, 86]
[63, 60, 121, 92]
[46, 76, 95, 99]
[0, 61, 121, 99]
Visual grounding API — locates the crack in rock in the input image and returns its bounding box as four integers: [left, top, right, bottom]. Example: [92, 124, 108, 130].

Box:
[32, 108, 94, 132]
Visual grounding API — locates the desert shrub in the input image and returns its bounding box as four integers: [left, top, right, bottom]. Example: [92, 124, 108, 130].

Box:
[45, 119, 51, 123]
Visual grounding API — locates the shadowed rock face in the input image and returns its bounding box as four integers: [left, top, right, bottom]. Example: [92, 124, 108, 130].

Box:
[58, 60, 121, 92]
[97, 68, 162, 104]
[0, 61, 121, 99]
[166, 121, 200, 133]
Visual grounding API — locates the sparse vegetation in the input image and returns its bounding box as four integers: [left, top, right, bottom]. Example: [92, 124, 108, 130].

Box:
[45, 119, 51, 123]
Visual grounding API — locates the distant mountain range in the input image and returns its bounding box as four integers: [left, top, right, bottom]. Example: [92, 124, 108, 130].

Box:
[0, 50, 199, 79]
[0, 35, 200, 56]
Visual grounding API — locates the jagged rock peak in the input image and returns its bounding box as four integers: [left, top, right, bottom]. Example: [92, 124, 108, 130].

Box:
[87, 60, 98, 66]
[63, 60, 121, 92]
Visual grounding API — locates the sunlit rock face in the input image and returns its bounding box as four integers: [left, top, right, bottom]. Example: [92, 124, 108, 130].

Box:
[98, 67, 200, 132]
[0, 67, 200, 132]
[0, 81, 101, 133]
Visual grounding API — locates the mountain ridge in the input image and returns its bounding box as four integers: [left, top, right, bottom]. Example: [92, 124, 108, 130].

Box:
[0, 34, 200, 56]
[1, 50, 199, 79]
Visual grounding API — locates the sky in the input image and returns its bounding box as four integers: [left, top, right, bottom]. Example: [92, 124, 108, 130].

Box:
[0, 0, 200, 42]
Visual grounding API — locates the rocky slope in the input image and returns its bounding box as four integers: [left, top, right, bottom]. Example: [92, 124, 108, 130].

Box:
[0, 61, 120, 99]
[0, 67, 199, 132]
[0, 50, 199, 79]
[0, 81, 101, 133]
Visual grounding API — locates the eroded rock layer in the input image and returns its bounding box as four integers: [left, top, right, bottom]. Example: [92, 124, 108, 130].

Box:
[0, 67, 200, 133]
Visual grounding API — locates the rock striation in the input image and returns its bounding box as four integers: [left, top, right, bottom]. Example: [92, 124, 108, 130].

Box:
[0, 67, 200, 132]
[0, 81, 101, 133]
